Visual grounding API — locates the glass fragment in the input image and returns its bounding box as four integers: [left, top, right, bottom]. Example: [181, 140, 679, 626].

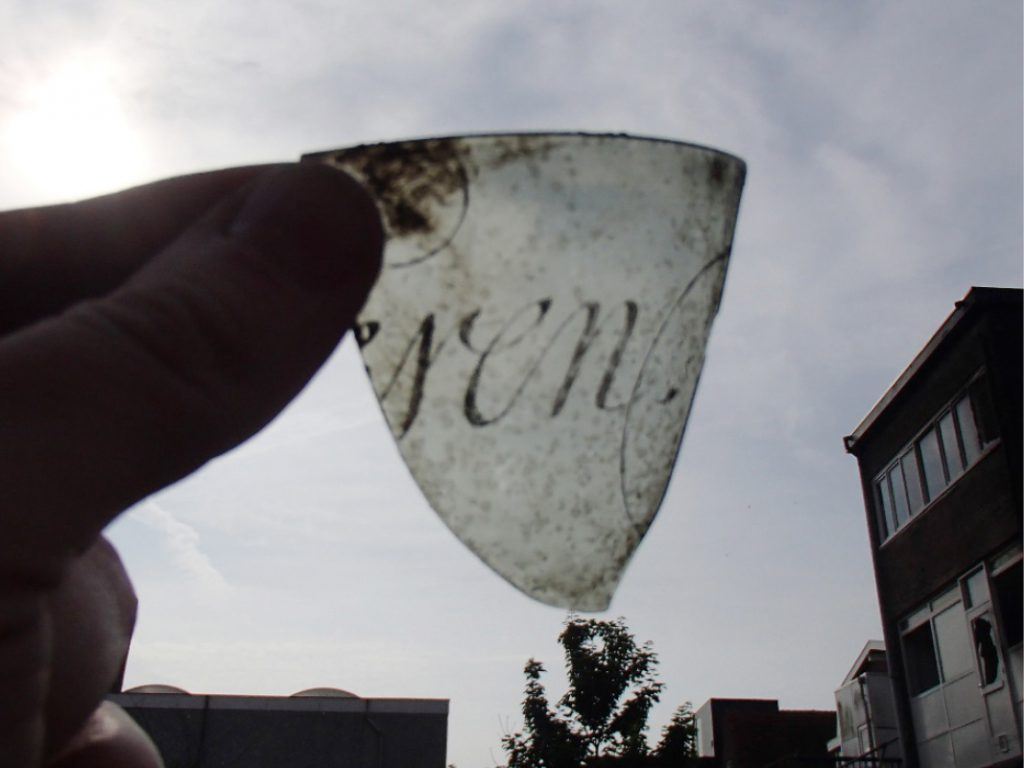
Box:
[306, 134, 745, 609]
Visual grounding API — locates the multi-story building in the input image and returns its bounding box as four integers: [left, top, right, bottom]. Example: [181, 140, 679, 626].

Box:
[829, 641, 903, 762]
[844, 287, 1022, 768]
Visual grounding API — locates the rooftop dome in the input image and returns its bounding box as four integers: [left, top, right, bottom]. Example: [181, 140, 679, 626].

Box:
[290, 687, 359, 698]
[124, 684, 189, 694]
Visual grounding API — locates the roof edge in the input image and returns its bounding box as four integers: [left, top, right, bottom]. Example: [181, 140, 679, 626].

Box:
[844, 287, 1021, 453]
[841, 640, 886, 684]
[108, 692, 449, 715]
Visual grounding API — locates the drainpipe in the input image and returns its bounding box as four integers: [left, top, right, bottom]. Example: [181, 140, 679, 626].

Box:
[364, 700, 385, 768]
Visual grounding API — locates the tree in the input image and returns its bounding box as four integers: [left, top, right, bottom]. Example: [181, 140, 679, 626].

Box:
[502, 616, 698, 767]
[653, 702, 698, 761]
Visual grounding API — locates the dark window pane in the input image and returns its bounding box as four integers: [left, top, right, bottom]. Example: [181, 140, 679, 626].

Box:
[904, 622, 941, 695]
[876, 478, 894, 539]
[939, 411, 964, 480]
[956, 395, 982, 466]
[918, 428, 947, 501]
[889, 465, 910, 529]
[901, 449, 925, 515]
[994, 562, 1023, 648]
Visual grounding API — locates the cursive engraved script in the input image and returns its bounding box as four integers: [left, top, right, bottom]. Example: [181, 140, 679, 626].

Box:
[357, 297, 652, 439]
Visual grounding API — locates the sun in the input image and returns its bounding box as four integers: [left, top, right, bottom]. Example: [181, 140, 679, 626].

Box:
[3, 53, 151, 204]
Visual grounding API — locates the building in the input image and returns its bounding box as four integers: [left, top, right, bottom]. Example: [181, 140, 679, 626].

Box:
[694, 698, 836, 767]
[844, 287, 1023, 768]
[109, 686, 449, 767]
[829, 641, 903, 762]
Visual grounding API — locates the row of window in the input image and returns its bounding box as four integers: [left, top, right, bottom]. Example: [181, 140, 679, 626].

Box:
[874, 376, 993, 542]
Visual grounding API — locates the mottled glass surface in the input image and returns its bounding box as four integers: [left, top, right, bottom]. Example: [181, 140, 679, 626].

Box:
[306, 134, 745, 609]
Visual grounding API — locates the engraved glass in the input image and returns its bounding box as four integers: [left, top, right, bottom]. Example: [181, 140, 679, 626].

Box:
[305, 134, 745, 610]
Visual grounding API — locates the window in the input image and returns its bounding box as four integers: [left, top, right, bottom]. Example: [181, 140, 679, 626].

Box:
[993, 561, 1023, 648]
[933, 603, 973, 680]
[857, 724, 871, 755]
[904, 622, 940, 695]
[902, 568, 1019, 761]
[937, 411, 963, 481]
[917, 427, 946, 500]
[963, 568, 989, 608]
[971, 615, 1000, 686]
[902, 562, 1019, 700]
[876, 477, 894, 539]
[902, 584, 984, 697]
[956, 384, 983, 465]
[962, 561, 1019, 691]
[874, 374, 995, 542]
[900, 450, 925, 515]
[889, 463, 911, 528]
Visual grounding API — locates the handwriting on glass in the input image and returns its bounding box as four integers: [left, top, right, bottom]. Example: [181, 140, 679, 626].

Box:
[356, 293, 696, 440]
[356, 298, 634, 438]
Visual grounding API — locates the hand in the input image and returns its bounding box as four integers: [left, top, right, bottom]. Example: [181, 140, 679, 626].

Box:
[0, 163, 384, 767]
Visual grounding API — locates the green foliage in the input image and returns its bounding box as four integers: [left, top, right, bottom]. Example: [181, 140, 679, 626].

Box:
[502, 617, 698, 767]
[654, 702, 699, 761]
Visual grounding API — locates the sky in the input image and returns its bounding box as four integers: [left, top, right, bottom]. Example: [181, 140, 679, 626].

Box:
[1, 2, 1021, 765]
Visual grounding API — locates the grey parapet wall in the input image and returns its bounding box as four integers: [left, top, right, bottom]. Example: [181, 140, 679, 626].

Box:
[108, 691, 449, 768]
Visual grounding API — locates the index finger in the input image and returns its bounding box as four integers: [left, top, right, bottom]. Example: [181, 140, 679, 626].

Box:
[0, 163, 383, 581]
[0, 166, 269, 336]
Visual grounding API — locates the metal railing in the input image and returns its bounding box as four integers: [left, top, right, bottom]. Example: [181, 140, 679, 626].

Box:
[760, 755, 901, 768]
[759, 736, 902, 768]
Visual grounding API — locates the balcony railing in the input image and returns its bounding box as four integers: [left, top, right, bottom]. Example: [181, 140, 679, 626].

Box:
[761, 756, 901, 768]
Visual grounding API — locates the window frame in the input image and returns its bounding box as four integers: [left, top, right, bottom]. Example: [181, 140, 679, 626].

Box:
[873, 370, 997, 545]
[902, 620, 942, 696]
[990, 554, 1023, 651]
[899, 560, 1019, 701]
[967, 610, 1003, 691]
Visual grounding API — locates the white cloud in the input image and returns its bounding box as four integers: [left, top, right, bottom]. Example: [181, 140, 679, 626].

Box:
[131, 500, 233, 600]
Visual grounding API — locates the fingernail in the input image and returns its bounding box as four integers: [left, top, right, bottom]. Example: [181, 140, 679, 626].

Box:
[229, 164, 383, 294]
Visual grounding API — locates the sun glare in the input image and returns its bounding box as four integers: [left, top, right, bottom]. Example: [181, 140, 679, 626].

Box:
[4, 54, 151, 203]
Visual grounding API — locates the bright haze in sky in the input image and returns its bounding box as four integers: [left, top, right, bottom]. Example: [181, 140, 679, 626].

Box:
[1, 3, 1021, 765]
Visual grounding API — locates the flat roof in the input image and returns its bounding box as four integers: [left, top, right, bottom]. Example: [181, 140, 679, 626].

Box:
[109, 692, 449, 715]
[844, 286, 1021, 453]
[841, 640, 886, 685]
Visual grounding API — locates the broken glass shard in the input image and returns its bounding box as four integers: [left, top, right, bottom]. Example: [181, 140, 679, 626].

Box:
[304, 134, 745, 610]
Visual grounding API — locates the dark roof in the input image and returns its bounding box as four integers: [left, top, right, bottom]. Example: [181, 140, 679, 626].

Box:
[844, 286, 1022, 453]
[110, 691, 448, 715]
